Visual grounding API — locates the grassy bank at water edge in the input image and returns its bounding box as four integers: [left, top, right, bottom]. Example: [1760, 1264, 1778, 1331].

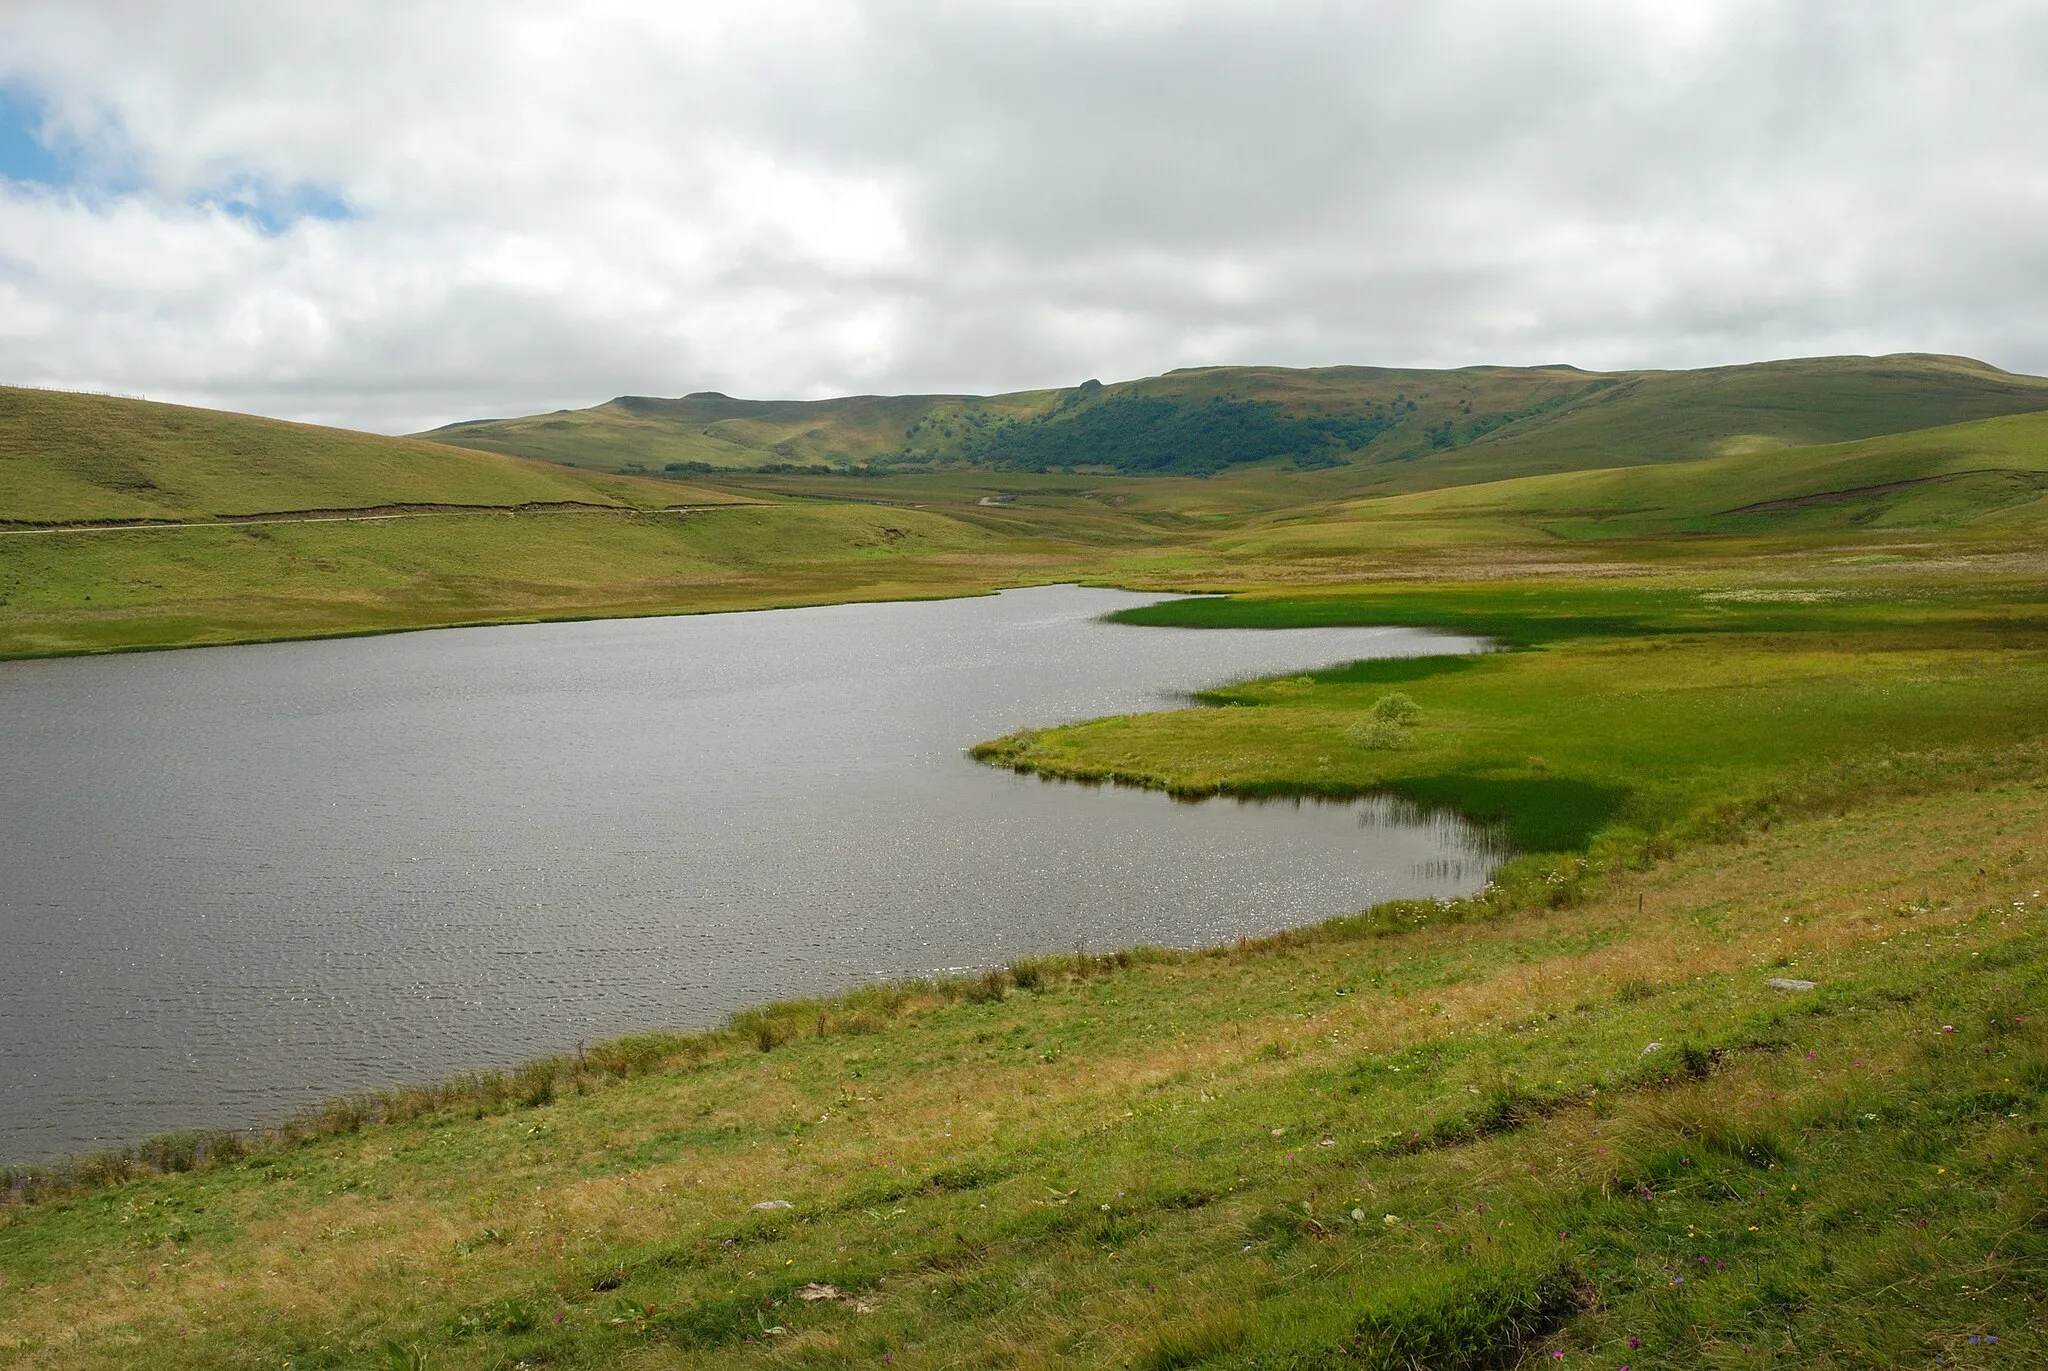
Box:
[3, 753, 2047, 1369]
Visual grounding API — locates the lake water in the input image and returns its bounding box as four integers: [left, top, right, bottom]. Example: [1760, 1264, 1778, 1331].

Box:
[0, 585, 1494, 1161]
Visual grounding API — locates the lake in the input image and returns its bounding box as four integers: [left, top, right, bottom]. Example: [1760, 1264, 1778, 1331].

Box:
[0, 585, 1494, 1161]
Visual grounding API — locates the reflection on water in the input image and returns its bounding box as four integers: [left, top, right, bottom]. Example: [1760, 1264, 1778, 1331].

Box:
[0, 585, 1495, 1160]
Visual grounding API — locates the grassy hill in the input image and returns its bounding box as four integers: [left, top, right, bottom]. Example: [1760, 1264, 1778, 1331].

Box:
[423, 354, 2048, 485]
[1210, 408, 2048, 566]
[1348, 352, 2048, 492]
[422, 389, 1065, 474]
[0, 387, 741, 525]
[12, 383, 2048, 657]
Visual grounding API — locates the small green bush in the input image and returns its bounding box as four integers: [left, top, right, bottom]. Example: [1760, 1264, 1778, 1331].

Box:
[1348, 716, 1412, 751]
[1348, 694, 1423, 750]
[1369, 692, 1423, 725]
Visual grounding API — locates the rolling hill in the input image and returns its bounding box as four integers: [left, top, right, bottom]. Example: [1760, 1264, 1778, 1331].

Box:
[421, 389, 1066, 473]
[422, 354, 2048, 486]
[1219, 407, 2048, 563]
[0, 386, 743, 526]
[9, 362, 2048, 658]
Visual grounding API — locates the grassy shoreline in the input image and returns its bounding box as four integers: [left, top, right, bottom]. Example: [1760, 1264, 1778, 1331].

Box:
[0, 502, 1114, 659]
[0, 572, 1045, 663]
[4, 745, 2045, 1368]
[12, 571, 2048, 1183]
[6, 726, 2038, 1192]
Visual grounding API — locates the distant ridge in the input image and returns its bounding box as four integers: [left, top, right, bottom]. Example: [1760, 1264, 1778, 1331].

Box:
[421, 354, 2048, 488]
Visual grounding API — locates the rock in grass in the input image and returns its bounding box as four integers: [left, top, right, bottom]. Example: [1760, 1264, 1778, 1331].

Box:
[752, 1199, 794, 1211]
[1764, 977, 1818, 991]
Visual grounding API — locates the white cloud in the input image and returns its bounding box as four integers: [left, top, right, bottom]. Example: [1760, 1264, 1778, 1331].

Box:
[0, 0, 2044, 431]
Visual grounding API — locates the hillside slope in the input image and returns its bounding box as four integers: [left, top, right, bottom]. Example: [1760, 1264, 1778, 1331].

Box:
[0, 387, 738, 525]
[1376, 352, 2048, 492]
[423, 354, 2048, 485]
[424, 389, 1064, 473]
[1235, 408, 2048, 555]
[9, 376, 2048, 658]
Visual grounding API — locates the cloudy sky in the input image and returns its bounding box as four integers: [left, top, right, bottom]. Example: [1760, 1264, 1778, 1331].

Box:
[1, 0, 2045, 434]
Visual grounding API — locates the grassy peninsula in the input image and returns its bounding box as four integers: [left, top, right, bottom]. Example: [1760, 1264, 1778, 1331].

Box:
[5, 359, 2048, 1367]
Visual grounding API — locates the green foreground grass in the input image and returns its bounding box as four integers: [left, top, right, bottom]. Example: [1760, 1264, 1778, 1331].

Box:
[4, 757, 2046, 1369]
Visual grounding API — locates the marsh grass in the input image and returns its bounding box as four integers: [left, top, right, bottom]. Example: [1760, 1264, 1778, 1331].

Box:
[990, 572, 2048, 855]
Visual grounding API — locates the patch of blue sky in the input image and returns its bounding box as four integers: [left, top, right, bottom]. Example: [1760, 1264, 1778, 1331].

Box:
[2, 82, 350, 231]
[0, 86, 65, 187]
[0, 83, 145, 199]
[198, 176, 353, 235]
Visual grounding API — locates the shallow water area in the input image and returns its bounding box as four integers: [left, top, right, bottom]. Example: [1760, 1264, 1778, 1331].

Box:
[0, 585, 1495, 1161]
